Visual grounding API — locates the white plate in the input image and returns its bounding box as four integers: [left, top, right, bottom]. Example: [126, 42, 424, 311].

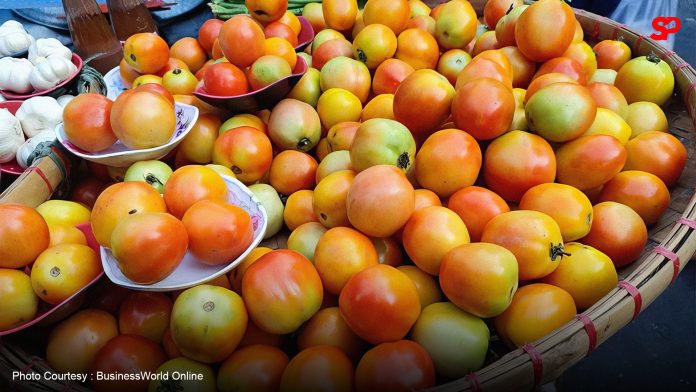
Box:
[104, 66, 127, 100]
[101, 175, 268, 291]
[56, 102, 199, 167]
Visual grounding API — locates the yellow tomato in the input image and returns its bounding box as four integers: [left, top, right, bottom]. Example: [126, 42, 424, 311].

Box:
[264, 37, 298, 69]
[582, 107, 632, 144]
[397, 265, 442, 310]
[317, 88, 363, 130]
[219, 113, 267, 134]
[206, 164, 237, 179]
[361, 94, 395, 121]
[48, 224, 87, 247]
[626, 101, 668, 138]
[519, 183, 593, 242]
[313, 170, 356, 228]
[178, 113, 222, 164]
[36, 200, 91, 227]
[132, 74, 163, 87]
[0, 269, 38, 330]
[30, 244, 102, 305]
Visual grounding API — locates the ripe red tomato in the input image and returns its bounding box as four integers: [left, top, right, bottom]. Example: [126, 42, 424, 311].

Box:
[90, 334, 167, 392]
[213, 126, 274, 184]
[555, 135, 627, 191]
[0, 204, 49, 268]
[163, 165, 228, 219]
[624, 131, 687, 187]
[447, 186, 510, 242]
[483, 130, 556, 202]
[339, 264, 420, 344]
[204, 62, 250, 96]
[198, 18, 224, 56]
[593, 39, 632, 71]
[118, 291, 173, 344]
[372, 58, 415, 95]
[598, 170, 670, 226]
[182, 200, 254, 265]
[218, 15, 266, 68]
[111, 212, 188, 284]
[452, 78, 515, 140]
[355, 340, 435, 392]
[63, 93, 117, 152]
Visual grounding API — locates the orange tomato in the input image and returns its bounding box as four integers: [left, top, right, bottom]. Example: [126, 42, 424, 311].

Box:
[524, 72, 578, 102]
[587, 82, 629, 119]
[178, 113, 221, 164]
[562, 41, 598, 82]
[283, 190, 319, 231]
[31, 244, 101, 305]
[395, 28, 439, 70]
[280, 346, 354, 392]
[534, 56, 587, 85]
[514, 0, 575, 62]
[455, 57, 512, 89]
[485, 0, 523, 28]
[0, 204, 50, 268]
[372, 58, 415, 95]
[372, 237, 404, 267]
[118, 58, 140, 88]
[598, 170, 670, 226]
[264, 21, 299, 47]
[316, 151, 353, 182]
[264, 37, 297, 69]
[519, 183, 593, 242]
[169, 37, 207, 73]
[229, 247, 273, 293]
[212, 126, 274, 184]
[555, 135, 627, 191]
[352, 24, 397, 70]
[312, 38, 354, 71]
[219, 15, 266, 68]
[495, 4, 527, 47]
[110, 90, 176, 149]
[624, 131, 687, 187]
[123, 32, 169, 73]
[278, 11, 301, 35]
[217, 344, 289, 392]
[302, 2, 326, 33]
[198, 18, 224, 56]
[397, 265, 442, 310]
[322, 0, 358, 31]
[315, 227, 379, 294]
[48, 224, 87, 247]
[393, 69, 455, 136]
[500, 45, 536, 88]
[297, 307, 366, 362]
[362, 0, 410, 34]
[452, 78, 515, 140]
[118, 291, 172, 344]
[238, 321, 285, 348]
[447, 186, 509, 242]
[355, 340, 435, 392]
[472, 31, 499, 56]
[163, 165, 228, 219]
[361, 93, 394, 121]
[313, 170, 355, 228]
[494, 283, 577, 348]
[433, 0, 478, 50]
[246, 0, 287, 23]
[593, 40, 632, 71]
[269, 150, 318, 195]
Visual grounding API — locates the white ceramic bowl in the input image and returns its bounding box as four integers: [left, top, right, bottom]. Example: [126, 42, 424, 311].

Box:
[56, 102, 199, 167]
[104, 66, 127, 101]
[101, 175, 268, 291]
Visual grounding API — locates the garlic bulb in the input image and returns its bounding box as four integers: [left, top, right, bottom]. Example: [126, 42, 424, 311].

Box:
[28, 38, 72, 65]
[0, 107, 25, 163]
[0, 21, 34, 57]
[0, 57, 34, 93]
[16, 96, 63, 138]
[16, 130, 56, 169]
[29, 55, 77, 91]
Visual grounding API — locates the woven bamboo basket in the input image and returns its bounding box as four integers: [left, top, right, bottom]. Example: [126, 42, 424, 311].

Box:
[2, 3, 696, 392]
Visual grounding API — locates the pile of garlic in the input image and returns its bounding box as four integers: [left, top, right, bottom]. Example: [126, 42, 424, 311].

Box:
[0, 21, 76, 94]
[1, 96, 64, 167]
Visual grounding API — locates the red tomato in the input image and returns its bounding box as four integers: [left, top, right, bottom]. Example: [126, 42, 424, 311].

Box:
[484, 0, 523, 28]
[555, 135, 627, 191]
[280, 346, 355, 392]
[355, 340, 435, 392]
[90, 334, 167, 392]
[218, 344, 289, 392]
[69, 178, 110, 209]
[198, 18, 224, 56]
[372, 58, 415, 95]
[265, 22, 299, 47]
[63, 93, 116, 152]
[579, 201, 648, 267]
[514, 0, 575, 62]
[118, 291, 173, 344]
[204, 62, 250, 96]
[452, 78, 515, 140]
[182, 200, 254, 265]
[242, 250, 323, 334]
[213, 126, 274, 184]
[111, 212, 188, 284]
[598, 170, 670, 226]
[339, 264, 420, 344]
[163, 165, 228, 219]
[447, 186, 510, 242]
[393, 69, 454, 136]
[246, 0, 288, 23]
[0, 204, 49, 268]
[624, 131, 687, 187]
[593, 39, 632, 71]
[534, 57, 587, 85]
[483, 130, 556, 202]
[455, 57, 512, 90]
[219, 15, 266, 68]
[312, 38, 355, 71]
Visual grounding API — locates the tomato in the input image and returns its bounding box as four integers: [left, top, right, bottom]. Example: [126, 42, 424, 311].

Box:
[118, 292, 172, 344]
[228, 247, 273, 293]
[625, 131, 686, 187]
[239, 320, 285, 349]
[598, 170, 670, 226]
[268, 98, 322, 152]
[363, 0, 410, 34]
[136, 82, 175, 105]
[315, 227, 378, 295]
[162, 67, 198, 95]
[519, 183, 593, 242]
[415, 129, 481, 197]
[542, 243, 617, 310]
[111, 212, 187, 283]
[90, 334, 167, 392]
[169, 37, 207, 74]
[563, 41, 598, 82]
[397, 265, 442, 310]
[615, 55, 674, 105]
[123, 32, 169, 74]
[198, 18, 224, 56]
[47, 224, 86, 247]
[347, 165, 415, 237]
[119, 58, 140, 87]
[361, 93, 395, 121]
[203, 62, 249, 96]
[317, 88, 362, 130]
[46, 309, 118, 373]
[525, 82, 596, 142]
[313, 170, 355, 228]
[213, 126, 273, 183]
[0, 269, 38, 331]
[312, 28, 346, 53]
[593, 40, 632, 71]
[524, 72, 578, 102]
[132, 74, 162, 87]
[409, 0, 431, 17]
[163, 165, 227, 218]
[534, 57, 587, 85]
[155, 57, 191, 78]
[514, 0, 575, 62]
[170, 285, 247, 363]
[355, 340, 435, 392]
[320, 57, 372, 103]
[352, 24, 397, 70]
[36, 200, 90, 228]
[587, 82, 629, 119]
[70, 178, 110, 209]
[579, 202, 647, 267]
[268, 150, 317, 196]
[555, 135, 627, 191]
[297, 307, 366, 362]
[148, 357, 216, 392]
[500, 45, 536, 88]
[349, 118, 416, 173]
[62, 93, 116, 152]
[626, 101, 668, 138]
[472, 30, 499, 56]
[218, 344, 289, 392]
[411, 302, 489, 379]
[177, 114, 220, 164]
[0, 204, 48, 268]
[437, 49, 472, 85]
[494, 283, 577, 348]
[245, 0, 287, 23]
[161, 328, 181, 359]
[495, 4, 527, 47]
[322, 0, 358, 31]
[243, 250, 323, 334]
[483, 130, 556, 202]
[395, 28, 439, 70]
[183, 200, 253, 265]
[589, 68, 617, 85]
[248, 55, 293, 90]
[283, 190, 318, 231]
[485, 0, 522, 28]
[447, 186, 509, 242]
[111, 90, 176, 149]
[452, 78, 514, 140]
[482, 210, 565, 280]
[220, 113, 267, 134]
[372, 58, 415, 95]
[286, 223, 325, 264]
[265, 22, 298, 47]
[394, 69, 455, 136]
[302, 2, 326, 32]
[583, 107, 631, 145]
[433, 0, 477, 50]
[265, 37, 297, 69]
[30, 244, 101, 305]
[280, 346, 354, 392]
[219, 15, 265, 68]
[455, 57, 512, 89]
[312, 38, 354, 71]
[339, 264, 420, 344]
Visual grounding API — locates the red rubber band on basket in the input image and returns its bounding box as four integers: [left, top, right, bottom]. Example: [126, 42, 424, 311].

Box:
[617, 281, 642, 321]
[654, 246, 681, 284]
[661, 50, 676, 60]
[672, 62, 691, 73]
[466, 372, 482, 392]
[576, 314, 597, 356]
[26, 166, 54, 194]
[522, 344, 543, 389]
[588, 21, 600, 40]
[677, 217, 696, 230]
[634, 34, 648, 53]
[685, 82, 696, 107]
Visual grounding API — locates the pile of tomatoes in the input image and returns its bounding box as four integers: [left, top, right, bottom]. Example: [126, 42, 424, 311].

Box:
[0, 0, 690, 391]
